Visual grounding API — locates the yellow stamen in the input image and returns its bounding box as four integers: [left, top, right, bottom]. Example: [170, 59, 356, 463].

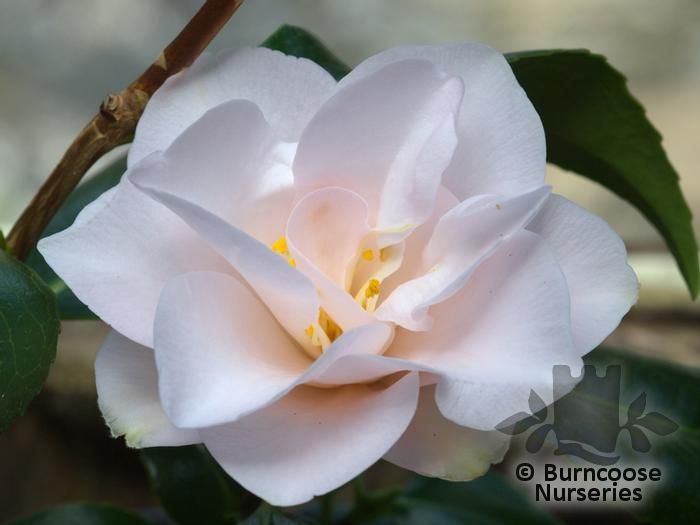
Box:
[379, 248, 389, 262]
[304, 325, 314, 338]
[361, 249, 374, 261]
[287, 257, 297, 268]
[271, 236, 289, 255]
[319, 308, 342, 342]
[365, 278, 381, 299]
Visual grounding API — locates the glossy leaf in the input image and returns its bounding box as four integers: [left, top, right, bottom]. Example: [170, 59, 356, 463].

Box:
[141, 445, 259, 525]
[25, 156, 125, 319]
[0, 250, 59, 432]
[7, 503, 152, 525]
[240, 504, 308, 525]
[261, 25, 351, 80]
[585, 348, 700, 524]
[392, 471, 561, 525]
[507, 50, 698, 297]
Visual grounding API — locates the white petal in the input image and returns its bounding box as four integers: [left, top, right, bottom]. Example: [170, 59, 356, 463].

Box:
[377, 186, 550, 330]
[154, 271, 311, 429]
[528, 195, 639, 352]
[131, 183, 321, 352]
[388, 231, 581, 430]
[349, 44, 546, 198]
[294, 59, 462, 243]
[130, 99, 296, 245]
[384, 386, 509, 480]
[95, 330, 199, 448]
[286, 187, 370, 289]
[201, 373, 420, 506]
[129, 47, 336, 165]
[38, 170, 231, 347]
[379, 185, 459, 299]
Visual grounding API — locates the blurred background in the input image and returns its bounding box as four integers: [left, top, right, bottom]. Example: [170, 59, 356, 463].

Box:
[0, 0, 698, 521]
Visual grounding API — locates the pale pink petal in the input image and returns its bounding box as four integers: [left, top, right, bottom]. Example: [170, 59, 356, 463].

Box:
[130, 99, 295, 245]
[131, 183, 321, 352]
[380, 185, 459, 299]
[377, 186, 550, 330]
[129, 47, 336, 165]
[294, 59, 462, 244]
[153, 271, 311, 429]
[201, 373, 420, 506]
[286, 187, 370, 289]
[385, 386, 509, 480]
[348, 44, 546, 198]
[95, 330, 199, 448]
[38, 169, 231, 347]
[528, 195, 639, 352]
[388, 231, 581, 430]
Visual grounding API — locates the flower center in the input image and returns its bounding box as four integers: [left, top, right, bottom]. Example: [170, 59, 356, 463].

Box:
[270, 235, 404, 355]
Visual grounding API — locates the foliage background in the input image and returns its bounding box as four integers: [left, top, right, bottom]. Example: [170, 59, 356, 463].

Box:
[0, 0, 698, 522]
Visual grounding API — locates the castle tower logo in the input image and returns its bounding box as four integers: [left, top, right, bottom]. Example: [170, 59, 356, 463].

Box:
[497, 365, 678, 465]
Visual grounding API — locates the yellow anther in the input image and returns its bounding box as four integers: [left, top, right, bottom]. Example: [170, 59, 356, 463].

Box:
[271, 236, 289, 255]
[361, 249, 374, 261]
[287, 257, 297, 268]
[319, 308, 342, 342]
[304, 325, 314, 338]
[365, 278, 381, 299]
[379, 248, 389, 262]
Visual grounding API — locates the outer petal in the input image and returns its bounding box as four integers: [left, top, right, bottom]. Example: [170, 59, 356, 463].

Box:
[129, 47, 336, 165]
[38, 169, 231, 347]
[154, 271, 311, 429]
[348, 44, 546, 198]
[201, 373, 420, 506]
[384, 386, 509, 480]
[294, 59, 462, 244]
[527, 195, 639, 352]
[130, 99, 296, 245]
[377, 186, 551, 330]
[95, 330, 199, 448]
[388, 231, 581, 430]
[132, 182, 321, 352]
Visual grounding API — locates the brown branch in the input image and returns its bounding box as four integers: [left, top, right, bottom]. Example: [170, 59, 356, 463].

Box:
[7, 0, 245, 260]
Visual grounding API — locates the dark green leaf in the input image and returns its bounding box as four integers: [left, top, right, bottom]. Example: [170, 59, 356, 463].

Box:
[585, 347, 700, 524]
[141, 445, 259, 525]
[240, 503, 307, 525]
[25, 156, 126, 319]
[7, 503, 152, 525]
[393, 471, 562, 525]
[507, 50, 699, 297]
[0, 250, 59, 432]
[261, 25, 351, 80]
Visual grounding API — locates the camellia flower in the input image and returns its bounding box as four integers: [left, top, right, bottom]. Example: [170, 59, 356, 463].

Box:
[39, 44, 638, 505]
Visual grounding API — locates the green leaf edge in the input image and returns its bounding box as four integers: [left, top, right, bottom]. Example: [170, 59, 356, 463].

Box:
[507, 49, 699, 298]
